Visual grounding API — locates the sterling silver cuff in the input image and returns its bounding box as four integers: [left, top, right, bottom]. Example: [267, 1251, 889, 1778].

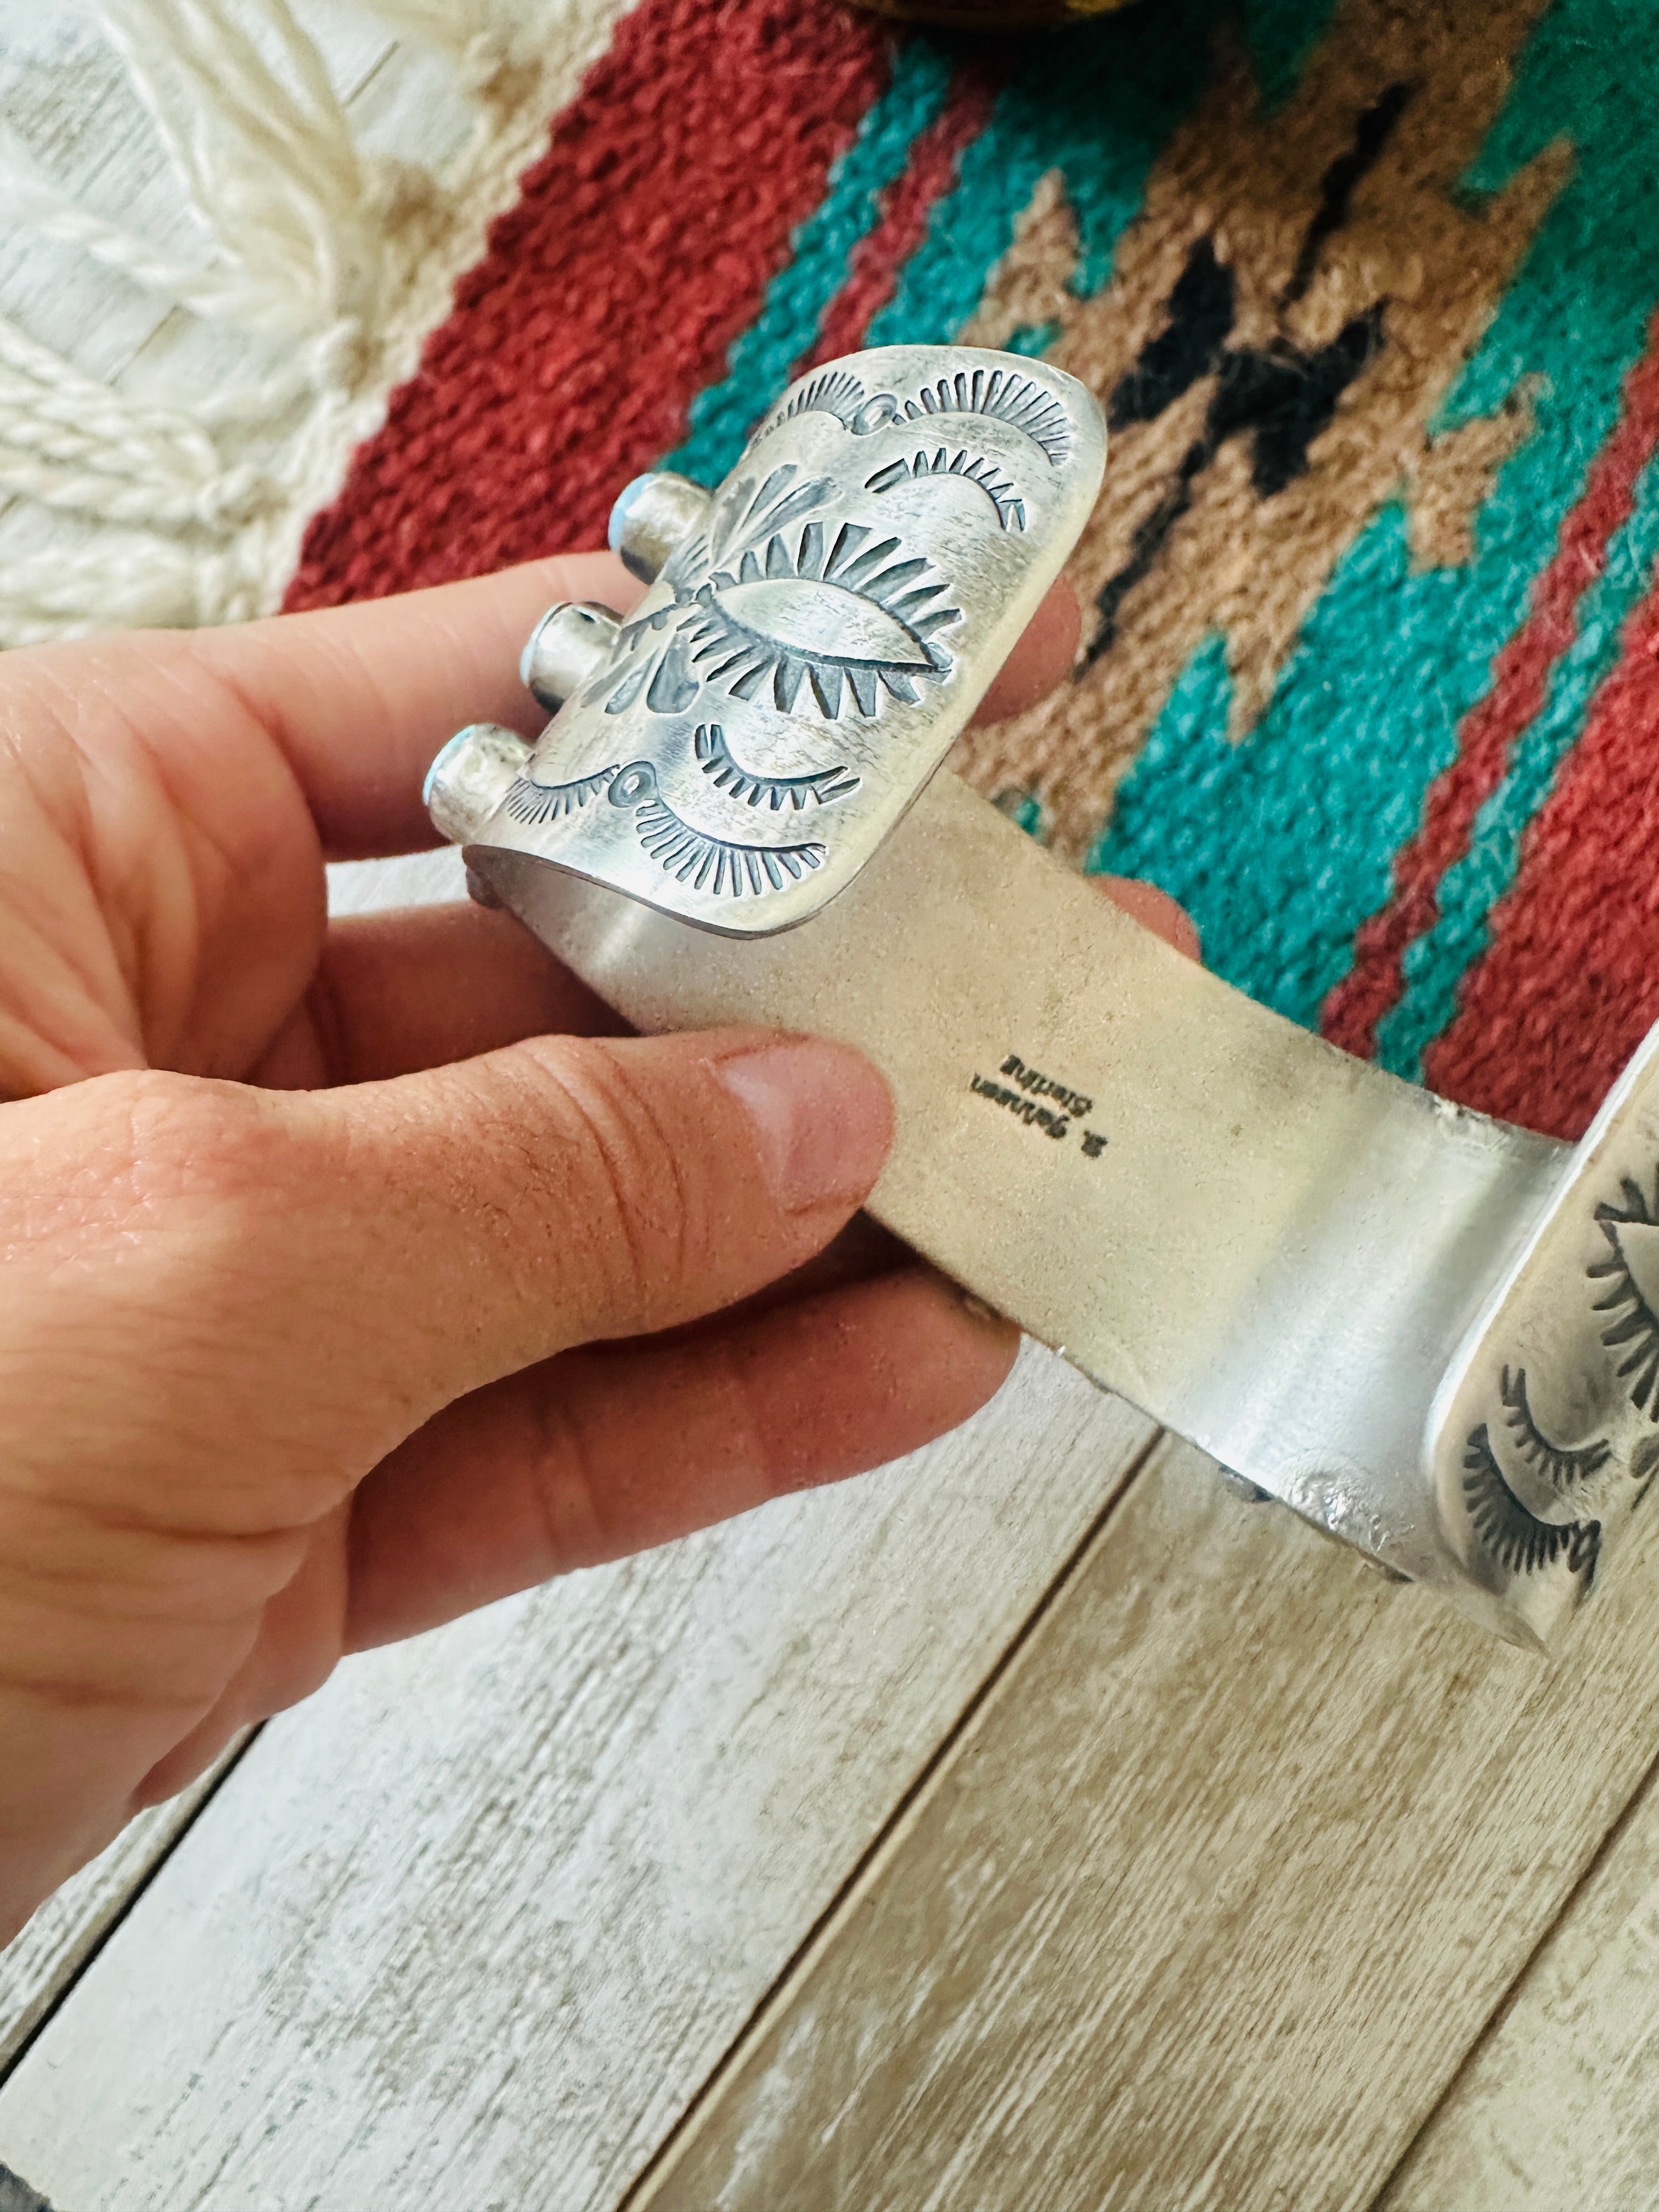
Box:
[425, 344, 1659, 1653]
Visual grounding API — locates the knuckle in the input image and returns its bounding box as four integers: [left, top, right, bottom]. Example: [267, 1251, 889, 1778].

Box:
[105, 1070, 301, 1221]
[4, 1070, 318, 1267]
[512, 1039, 703, 1331]
[0, 1074, 335, 1521]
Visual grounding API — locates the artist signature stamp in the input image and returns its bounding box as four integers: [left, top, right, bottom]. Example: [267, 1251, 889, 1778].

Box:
[969, 1053, 1109, 1157]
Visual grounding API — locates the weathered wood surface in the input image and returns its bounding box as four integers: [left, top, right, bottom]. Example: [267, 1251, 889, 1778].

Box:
[0, 1743, 249, 2076]
[1380, 1755, 1659, 2210]
[631, 1437, 1659, 2212]
[329, 844, 468, 916]
[0, 1336, 1156, 2208]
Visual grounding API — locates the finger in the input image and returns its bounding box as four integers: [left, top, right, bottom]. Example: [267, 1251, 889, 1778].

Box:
[689, 1209, 911, 1331]
[190, 552, 639, 860]
[208, 558, 1074, 853]
[344, 1267, 1019, 1649]
[250, 901, 629, 1088]
[27, 1029, 891, 1538]
[972, 577, 1080, 725]
[99, 554, 1067, 869]
[264, 1026, 896, 1439]
[1097, 874, 1201, 961]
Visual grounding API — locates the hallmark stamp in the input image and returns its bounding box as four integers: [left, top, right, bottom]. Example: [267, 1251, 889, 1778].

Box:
[969, 1051, 1109, 1156]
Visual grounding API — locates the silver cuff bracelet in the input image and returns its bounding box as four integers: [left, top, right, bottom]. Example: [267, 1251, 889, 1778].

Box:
[426, 344, 1659, 1653]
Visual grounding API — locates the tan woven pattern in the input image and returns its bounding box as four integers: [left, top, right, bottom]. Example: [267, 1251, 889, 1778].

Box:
[950, 0, 1563, 860]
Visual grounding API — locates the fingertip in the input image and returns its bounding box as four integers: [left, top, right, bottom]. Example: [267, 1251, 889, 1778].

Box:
[972, 577, 1081, 726]
[185, 551, 647, 861]
[865, 1268, 1022, 1441]
[1096, 874, 1201, 962]
[935, 1282, 1024, 1416]
[712, 1034, 894, 1218]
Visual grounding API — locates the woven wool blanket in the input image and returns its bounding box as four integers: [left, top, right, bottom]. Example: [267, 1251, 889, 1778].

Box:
[15, 0, 1659, 1146]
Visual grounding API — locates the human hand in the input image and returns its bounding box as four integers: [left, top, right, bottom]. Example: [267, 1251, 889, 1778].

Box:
[0, 554, 1190, 1938]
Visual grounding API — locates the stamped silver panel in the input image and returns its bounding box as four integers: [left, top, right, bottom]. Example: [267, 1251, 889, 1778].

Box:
[1429, 1028, 1659, 1646]
[473, 348, 1104, 936]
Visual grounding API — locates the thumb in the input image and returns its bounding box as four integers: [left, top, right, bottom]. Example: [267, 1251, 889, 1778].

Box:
[284, 1026, 894, 1415]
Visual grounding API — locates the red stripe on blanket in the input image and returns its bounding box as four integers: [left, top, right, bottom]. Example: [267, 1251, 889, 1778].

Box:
[1321, 308, 1659, 1062]
[1423, 577, 1659, 1139]
[283, 0, 890, 612]
[805, 61, 998, 368]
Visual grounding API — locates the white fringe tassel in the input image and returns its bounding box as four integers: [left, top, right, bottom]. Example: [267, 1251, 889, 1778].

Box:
[0, 0, 624, 647]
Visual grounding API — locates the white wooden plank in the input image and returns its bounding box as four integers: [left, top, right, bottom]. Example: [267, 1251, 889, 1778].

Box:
[1378, 1758, 1659, 2210]
[625, 1439, 1659, 2212]
[328, 845, 467, 915]
[0, 1353, 1156, 2209]
[0, 1741, 249, 2075]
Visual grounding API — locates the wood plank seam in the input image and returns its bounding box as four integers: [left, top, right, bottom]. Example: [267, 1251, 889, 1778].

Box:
[1367, 1726, 1659, 2210]
[613, 1421, 1170, 2212]
[0, 1351, 1158, 2205]
[613, 1437, 1659, 2212]
[0, 1727, 261, 2092]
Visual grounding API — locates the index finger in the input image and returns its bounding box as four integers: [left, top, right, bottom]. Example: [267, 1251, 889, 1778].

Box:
[193, 554, 636, 860]
[194, 560, 1080, 860]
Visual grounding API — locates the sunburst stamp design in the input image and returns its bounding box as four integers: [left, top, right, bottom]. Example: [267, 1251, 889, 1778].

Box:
[1499, 1365, 1612, 1491]
[1589, 1171, 1659, 1414]
[1461, 1424, 1600, 1583]
[692, 723, 859, 809]
[589, 462, 960, 721]
[505, 763, 618, 826]
[760, 367, 868, 436]
[865, 448, 1027, 531]
[607, 760, 826, 898]
[1427, 1022, 1659, 1644]
[470, 344, 1105, 933]
[682, 521, 960, 719]
[900, 365, 1073, 467]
